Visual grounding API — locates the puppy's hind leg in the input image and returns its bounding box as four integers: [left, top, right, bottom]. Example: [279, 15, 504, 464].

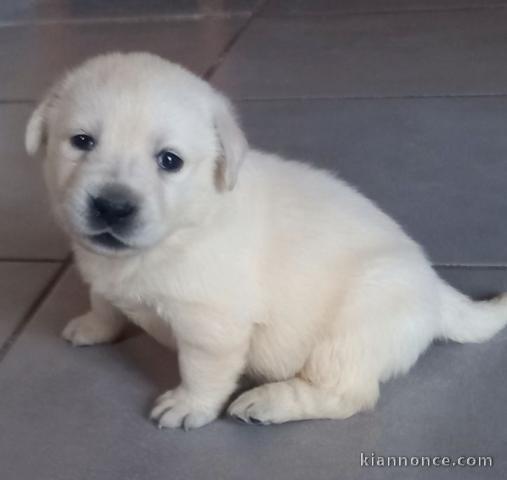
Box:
[227, 304, 382, 425]
[62, 291, 127, 346]
[228, 255, 439, 425]
[228, 295, 386, 425]
[227, 338, 380, 425]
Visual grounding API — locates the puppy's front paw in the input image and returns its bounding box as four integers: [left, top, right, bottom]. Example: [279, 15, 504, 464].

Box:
[62, 312, 120, 346]
[150, 387, 219, 431]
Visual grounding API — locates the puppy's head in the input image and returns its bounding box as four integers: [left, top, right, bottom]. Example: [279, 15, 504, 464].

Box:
[25, 52, 247, 255]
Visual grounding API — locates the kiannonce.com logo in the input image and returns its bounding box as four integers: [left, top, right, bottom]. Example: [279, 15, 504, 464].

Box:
[360, 452, 493, 468]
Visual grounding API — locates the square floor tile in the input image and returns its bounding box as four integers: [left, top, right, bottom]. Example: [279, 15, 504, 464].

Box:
[263, 0, 507, 16]
[0, 267, 505, 480]
[0, 17, 246, 100]
[0, 261, 58, 344]
[0, 104, 68, 259]
[0, 0, 261, 24]
[237, 96, 507, 265]
[212, 9, 507, 99]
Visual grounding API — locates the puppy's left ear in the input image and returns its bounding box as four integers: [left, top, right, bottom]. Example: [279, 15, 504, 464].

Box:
[213, 94, 248, 191]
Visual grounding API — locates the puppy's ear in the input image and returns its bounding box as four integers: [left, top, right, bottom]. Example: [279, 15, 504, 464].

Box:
[25, 100, 49, 156]
[213, 94, 248, 191]
[25, 83, 63, 156]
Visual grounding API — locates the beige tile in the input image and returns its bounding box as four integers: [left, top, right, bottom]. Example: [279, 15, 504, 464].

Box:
[0, 17, 246, 100]
[0, 104, 68, 259]
[0, 261, 59, 344]
[212, 10, 507, 99]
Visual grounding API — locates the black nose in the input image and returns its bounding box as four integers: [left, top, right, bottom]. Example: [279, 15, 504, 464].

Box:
[89, 185, 138, 227]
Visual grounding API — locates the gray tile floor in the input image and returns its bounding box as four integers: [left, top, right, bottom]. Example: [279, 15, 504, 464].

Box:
[0, 1, 506, 479]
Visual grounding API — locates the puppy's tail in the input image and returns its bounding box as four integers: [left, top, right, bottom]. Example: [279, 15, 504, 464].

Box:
[439, 281, 507, 343]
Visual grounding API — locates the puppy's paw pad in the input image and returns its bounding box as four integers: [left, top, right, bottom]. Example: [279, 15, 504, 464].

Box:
[62, 313, 117, 346]
[227, 386, 282, 425]
[150, 388, 218, 431]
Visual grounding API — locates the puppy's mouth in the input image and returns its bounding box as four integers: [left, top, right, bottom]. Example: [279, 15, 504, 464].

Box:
[88, 232, 130, 250]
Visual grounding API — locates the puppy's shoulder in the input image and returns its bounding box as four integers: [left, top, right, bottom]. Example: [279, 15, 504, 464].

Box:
[239, 149, 347, 203]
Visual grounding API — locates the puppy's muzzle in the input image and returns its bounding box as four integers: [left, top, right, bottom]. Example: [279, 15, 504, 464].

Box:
[88, 183, 139, 230]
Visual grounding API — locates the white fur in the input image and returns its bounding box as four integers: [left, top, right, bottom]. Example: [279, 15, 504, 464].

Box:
[26, 52, 507, 429]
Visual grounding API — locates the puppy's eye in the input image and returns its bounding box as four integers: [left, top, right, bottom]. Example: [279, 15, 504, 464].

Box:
[156, 150, 184, 172]
[70, 134, 96, 151]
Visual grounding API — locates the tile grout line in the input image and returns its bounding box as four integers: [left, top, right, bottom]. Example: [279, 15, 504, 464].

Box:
[0, 255, 72, 364]
[0, 3, 505, 27]
[0, 258, 64, 264]
[0, 11, 251, 28]
[203, 0, 271, 81]
[6, 93, 507, 105]
[7, 93, 507, 104]
[260, 4, 507, 20]
[434, 264, 507, 270]
[233, 92, 507, 102]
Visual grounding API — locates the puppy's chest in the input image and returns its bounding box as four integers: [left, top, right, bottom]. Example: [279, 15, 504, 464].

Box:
[85, 257, 218, 334]
[118, 298, 176, 344]
[101, 274, 178, 323]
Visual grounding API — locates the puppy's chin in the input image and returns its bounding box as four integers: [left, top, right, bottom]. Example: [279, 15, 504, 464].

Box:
[62, 210, 172, 258]
[71, 226, 171, 258]
[73, 232, 139, 257]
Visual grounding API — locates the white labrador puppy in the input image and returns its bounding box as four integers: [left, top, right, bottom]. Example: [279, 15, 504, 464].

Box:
[26, 52, 507, 430]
